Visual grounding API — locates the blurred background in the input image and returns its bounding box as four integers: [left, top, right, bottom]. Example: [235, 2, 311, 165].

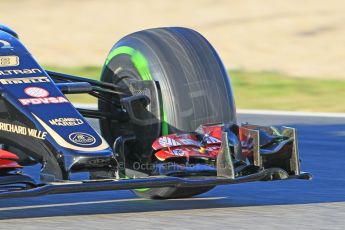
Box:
[1, 0, 345, 111]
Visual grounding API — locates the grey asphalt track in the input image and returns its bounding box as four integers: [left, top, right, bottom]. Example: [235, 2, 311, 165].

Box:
[0, 113, 344, 229]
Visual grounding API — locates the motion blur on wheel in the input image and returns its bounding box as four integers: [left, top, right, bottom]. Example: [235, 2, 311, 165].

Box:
[0, 24, 311, 200]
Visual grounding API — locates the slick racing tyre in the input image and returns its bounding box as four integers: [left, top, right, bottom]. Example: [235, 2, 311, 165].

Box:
[99, 27, 236, 199]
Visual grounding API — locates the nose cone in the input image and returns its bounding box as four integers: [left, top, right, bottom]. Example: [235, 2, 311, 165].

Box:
[0, 24, 18, 38]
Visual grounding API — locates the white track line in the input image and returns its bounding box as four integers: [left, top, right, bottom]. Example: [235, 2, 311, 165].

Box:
[0, 197, 225, 211]
[72, 103, 345, 118]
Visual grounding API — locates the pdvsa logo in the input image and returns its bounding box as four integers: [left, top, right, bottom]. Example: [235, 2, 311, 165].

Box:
[24, 87, 49, 98]
[19, 87, 69, 106]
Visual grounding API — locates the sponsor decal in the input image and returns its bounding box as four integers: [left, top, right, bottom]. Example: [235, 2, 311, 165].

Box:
[32, 113, 109, 152]
[24, 87, 49, 98]
[171, 149, 185, 156]
[0, 76, 50, 85]
[191, 146, 219, 152]
[205, 136, 221, 144]
[158, 136, 180, 147]
[19, 86, 69, 105]
[0, 121, 47, 140]
[0, 68, 42, 76]
[179, 138, 200, 146]
[0, 56, 19, 67]
[157, 135, 220, 148]
[0, 40, 13, 49]
[19, 97, 68, 105]
[69, 132, 96, 146]
[49, 118, 84, 126]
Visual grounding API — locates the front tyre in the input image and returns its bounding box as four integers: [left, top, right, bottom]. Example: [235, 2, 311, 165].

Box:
[99, 27, 236, 199]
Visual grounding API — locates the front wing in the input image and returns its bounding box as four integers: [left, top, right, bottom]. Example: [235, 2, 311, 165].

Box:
[0, 169, 311, 199]
[0, 130, 312, 199]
